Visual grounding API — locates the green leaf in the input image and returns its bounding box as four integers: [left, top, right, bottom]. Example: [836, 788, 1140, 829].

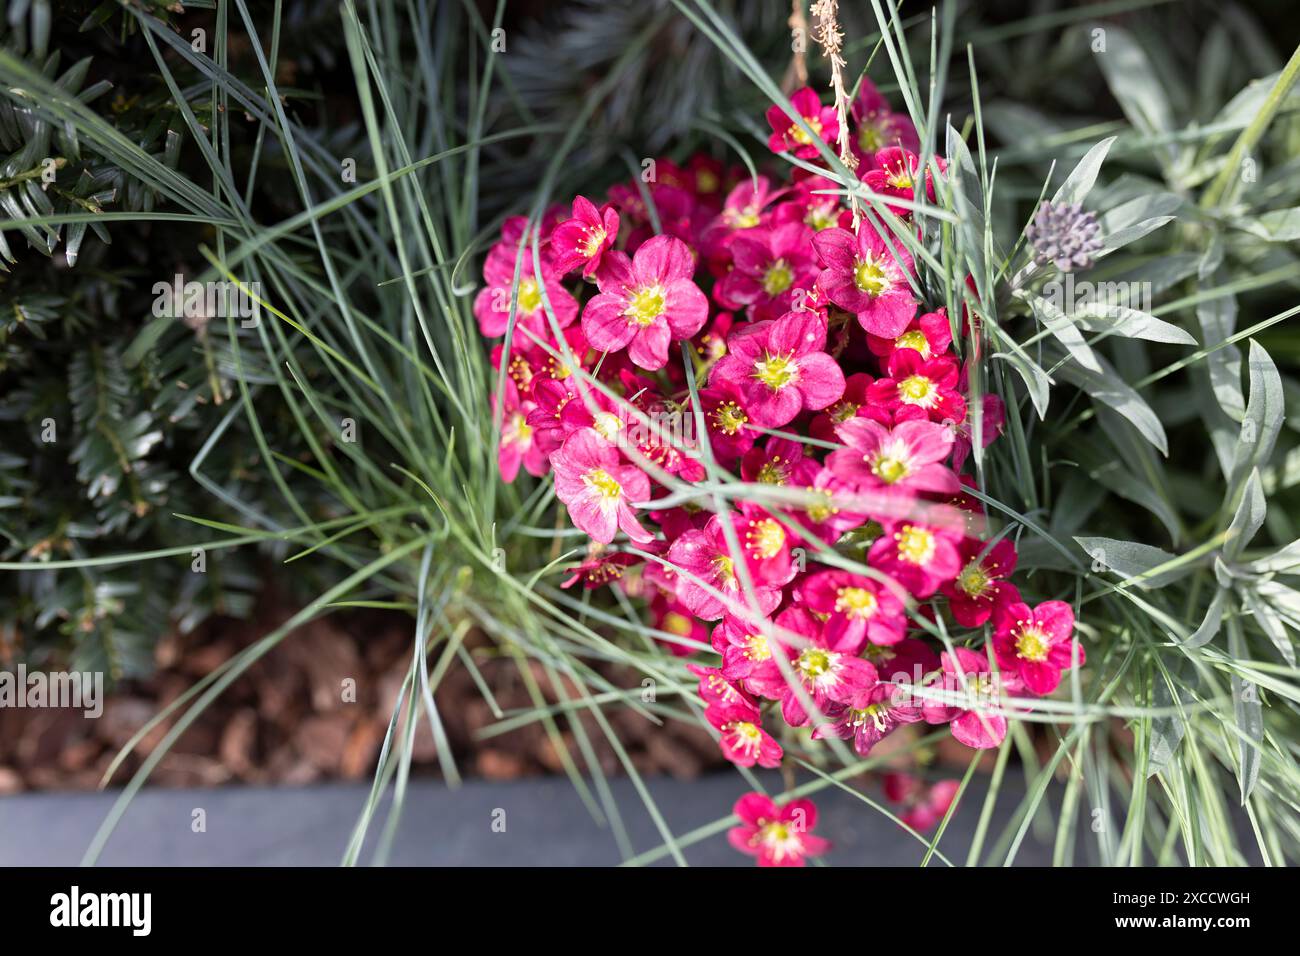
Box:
[1248, 539, 1300, 574]
[1026, 292, 1100, 372]
[1196, 279, 1244, 419]
[1073, 304, 1198, 345]
[1147, 664, 1187, 778]
[1181, 588, 1227, 648]
[1241, 586, 1297, 667]
[1229, 341, 1283, 490]
[1074, 536, 1189, 589]
[1056, 350, 1167, 454]
[1227, 621, 1262, 803]
[1095, 27, 1174, 140]
[1050, 135, 1117, 207]
[992, 347, 1052, 418]
[1224, 469, 1265, 561]
[1236, 207, 1300, 242]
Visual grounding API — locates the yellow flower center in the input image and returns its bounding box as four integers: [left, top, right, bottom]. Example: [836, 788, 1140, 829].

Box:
[583, 468, 623, 500]
[745, 632, 772, 662]
[592, 412, 622, 442]
[730, 720, 762, 743]
[851, 703, 889, 733]
[754, 352, 798, 390]
[755, 821, 797, 858]
[895, 525, 936, 565]
[712, 554, 736, 582]
[853, 257, 890, 296]
[663, 612, 693, 637]
[871, 454, 910, 484]
[506, 412, 533, 445]
[898, 374, 937, 406]
[806, 203, 838, 231]
[762, 260, 794, 296]
[806, 488, 836, 523]
[895, 329, 930, 357]
[625, 285, 666, 326]
[858, 119, 885, 152]
[957, 562, 991, 598]
[728, 207, 761, 229]
[581, 227, 607, 257]
[746, 518, 786, 559]
[834, 586, 878, 620]
[790, 116, 823, 145]
[517, 278, 543, 314]
[830, 400, 859, 422]
[886, 166, 914, 190]
[797, 647, 833, 678]
[756, 457, 789, 485]
[712, 401, 748, 436]
[1015, 625, 1050, 663]
[696, 169, 720, 194]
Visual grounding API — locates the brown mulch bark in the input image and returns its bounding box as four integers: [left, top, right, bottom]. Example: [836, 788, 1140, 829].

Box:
[0, 595, 726, 794]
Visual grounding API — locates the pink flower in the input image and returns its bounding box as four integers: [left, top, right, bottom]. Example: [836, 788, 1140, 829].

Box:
[494, 378, 548, 483]
[716, 222, 817, 320]
[711, 612, 775, 680]
[748, 607, 878, 727]
[701, 176, 783, 263]
[773, 171, 846, 233]
[867, 350, 967, 426]
[786, 464, 869, 543]
[921, 647, 1015, 750]
[827, 418, 959, 496]
[766, 87, 839, 160]
[688, 663, 755, 709]
[693, 310, 736, 372]
[863, 636, 941, 686]
[474, 244, 579, 339]
[810, 372, 890, 443]
[708, 311, 846, 428]
[581, 235, 708, 370]
[707, 702, 783, 769]
[867, 308, 953, 361]
[868, 519, 963, 598]
[796, 569, 908, 649]
[952, 390, 1006, 471]
[666, 513, 785, 621]
[992, 599, 1084, 696]
[740, 436, 806, 486]
[526, 375, 628, 455]
[882, 773, 960, 831]
[550, 428, 654, 545]
[560, 548, 640, 589]
[549, 195, 619, 277]
[649, 590, 708, 656]
[496, 324, 593, 397]
[813, 681, 923, 756]
[698, 384, 758, 465]
[940, 537, 1019, 627]
[860, 147, 944, 215]
[851, 79, 920, 158]
[728, 793, 830, 867]
[813, 223, 917, 337]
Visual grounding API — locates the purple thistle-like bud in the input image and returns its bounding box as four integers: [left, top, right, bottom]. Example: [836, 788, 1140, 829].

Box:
[1025, 201, 1102, 272]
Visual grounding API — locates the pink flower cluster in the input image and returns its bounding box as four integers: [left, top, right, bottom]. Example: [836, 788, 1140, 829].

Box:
[476, 82, 1084, 866]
